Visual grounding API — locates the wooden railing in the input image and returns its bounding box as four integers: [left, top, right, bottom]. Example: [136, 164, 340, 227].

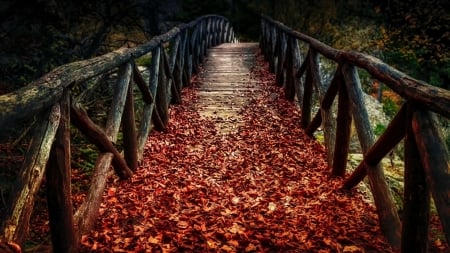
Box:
[0, 15, 236, 252]
[260, 15, 450, 251]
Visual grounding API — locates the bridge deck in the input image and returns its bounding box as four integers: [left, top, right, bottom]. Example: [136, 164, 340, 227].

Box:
[197, 43, 259, 134]
[80, 43, 394, 252]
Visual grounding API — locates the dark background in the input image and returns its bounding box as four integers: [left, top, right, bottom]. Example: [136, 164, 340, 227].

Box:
[0, 0, 448, 91]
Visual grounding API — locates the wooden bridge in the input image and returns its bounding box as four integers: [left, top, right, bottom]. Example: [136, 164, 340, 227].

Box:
[0, 14, 449, 252]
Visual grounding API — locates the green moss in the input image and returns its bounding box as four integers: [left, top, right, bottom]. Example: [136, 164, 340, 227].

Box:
[135, 54, 152, 67]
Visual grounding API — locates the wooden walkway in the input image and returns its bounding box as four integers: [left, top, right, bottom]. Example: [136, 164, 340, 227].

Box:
[196, 43, 259, 134]
[78, 43, 396, 252]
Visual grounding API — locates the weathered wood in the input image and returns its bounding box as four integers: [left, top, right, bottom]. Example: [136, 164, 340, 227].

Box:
[105, 63, 132, 140]
[301, 51, 313, 129]
[70, 102, 133, 179]
[74, 153, 113, 240]
[137, 104, 155, 161]
[342, 52, 450, 118]
[412, 110, 450, 245]
[261, 15, 450, 118]
[310, 49, 336, 167]
[290, 38, 303, 104]
[155, 46, 170, 129]
[402, 104, 430, 253]
[321, 65, 341, 110]
[2, 105, 60, 246]
[275, 32, 286, 87]
[284, 36, 296, 101]
[162, 47, 179, 105]
[343, 104, 407, 189]
[45, 90, 77, 253]
[137, 47, 161, 159]
[133, 63, 153, 104]
[169, 36, 182, 104]
[122, 82, 138, 171]
[0, 15, 235, 128]
[0, 14, 236, 250]
[342, 63, 401, 248]
[305, 110, 322, 137]
[332, 77, 352, 176]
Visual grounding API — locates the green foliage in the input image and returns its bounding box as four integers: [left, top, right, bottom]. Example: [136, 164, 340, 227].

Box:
[135, 54, 153, 67]
[378, 0, 450, 88]
[382, 98, 399, 119]
[374, 123, 387, 136]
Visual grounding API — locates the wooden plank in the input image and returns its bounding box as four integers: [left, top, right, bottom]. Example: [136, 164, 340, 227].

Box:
[197, 43, 258, 134]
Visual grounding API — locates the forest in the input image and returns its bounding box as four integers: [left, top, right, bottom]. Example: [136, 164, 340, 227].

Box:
[0, 0, 448, 92]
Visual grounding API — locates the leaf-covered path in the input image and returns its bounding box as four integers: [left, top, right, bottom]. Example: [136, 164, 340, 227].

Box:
[80, 43, 394, 252]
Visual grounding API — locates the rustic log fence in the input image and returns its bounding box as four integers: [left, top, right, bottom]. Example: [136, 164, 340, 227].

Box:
[0, 15, 236, 252]
[261, 15, 450, 251]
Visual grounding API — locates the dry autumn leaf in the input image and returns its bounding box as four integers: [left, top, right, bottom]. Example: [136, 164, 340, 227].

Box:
[73, 46, 416, 253]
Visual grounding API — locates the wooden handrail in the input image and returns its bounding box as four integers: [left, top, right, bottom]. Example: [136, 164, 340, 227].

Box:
[261, 14, 450, 118]
[260, 14, 449, 251]
[0, 15, 236, 252]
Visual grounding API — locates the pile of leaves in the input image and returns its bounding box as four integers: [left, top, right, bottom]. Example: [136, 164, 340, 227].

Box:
[80, 52, 395, 252]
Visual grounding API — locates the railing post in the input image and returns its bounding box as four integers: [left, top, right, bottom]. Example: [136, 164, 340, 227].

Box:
[105, 62, 132, 141]
[275, 32, 287, 87]
[412, 109, 450, 246]
[301, 50, 313, 128]
[401, 104, 430, 252]
[46, 90, 77, 253]
[269, 25, 277, 72]
[122, 78, 138, 171]
[137, 46, 160, 156]
[342, 63, 401, 248]
[331, 70, 351, 176]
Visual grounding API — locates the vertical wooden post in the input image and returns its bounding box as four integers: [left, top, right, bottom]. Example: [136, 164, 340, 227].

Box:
[153, 46, 169, 131]
[122, 81, 138, 171]
[284, 36, 297, 101]
[301, 50, 313, 128]
[342, 63, 401, 248]
[105, 62, 132, 140]
[275, 32, 286, 87]
[332, 73, 352, 176]
[269, 26, 277, 73]
[402, 104, 430, 252]
[137, 46, 160, 160]
[412, 110, 450, 245]
[310, 49, 336, 166]
[46, 90, 77, 253]
[342, 104, 407, 188]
